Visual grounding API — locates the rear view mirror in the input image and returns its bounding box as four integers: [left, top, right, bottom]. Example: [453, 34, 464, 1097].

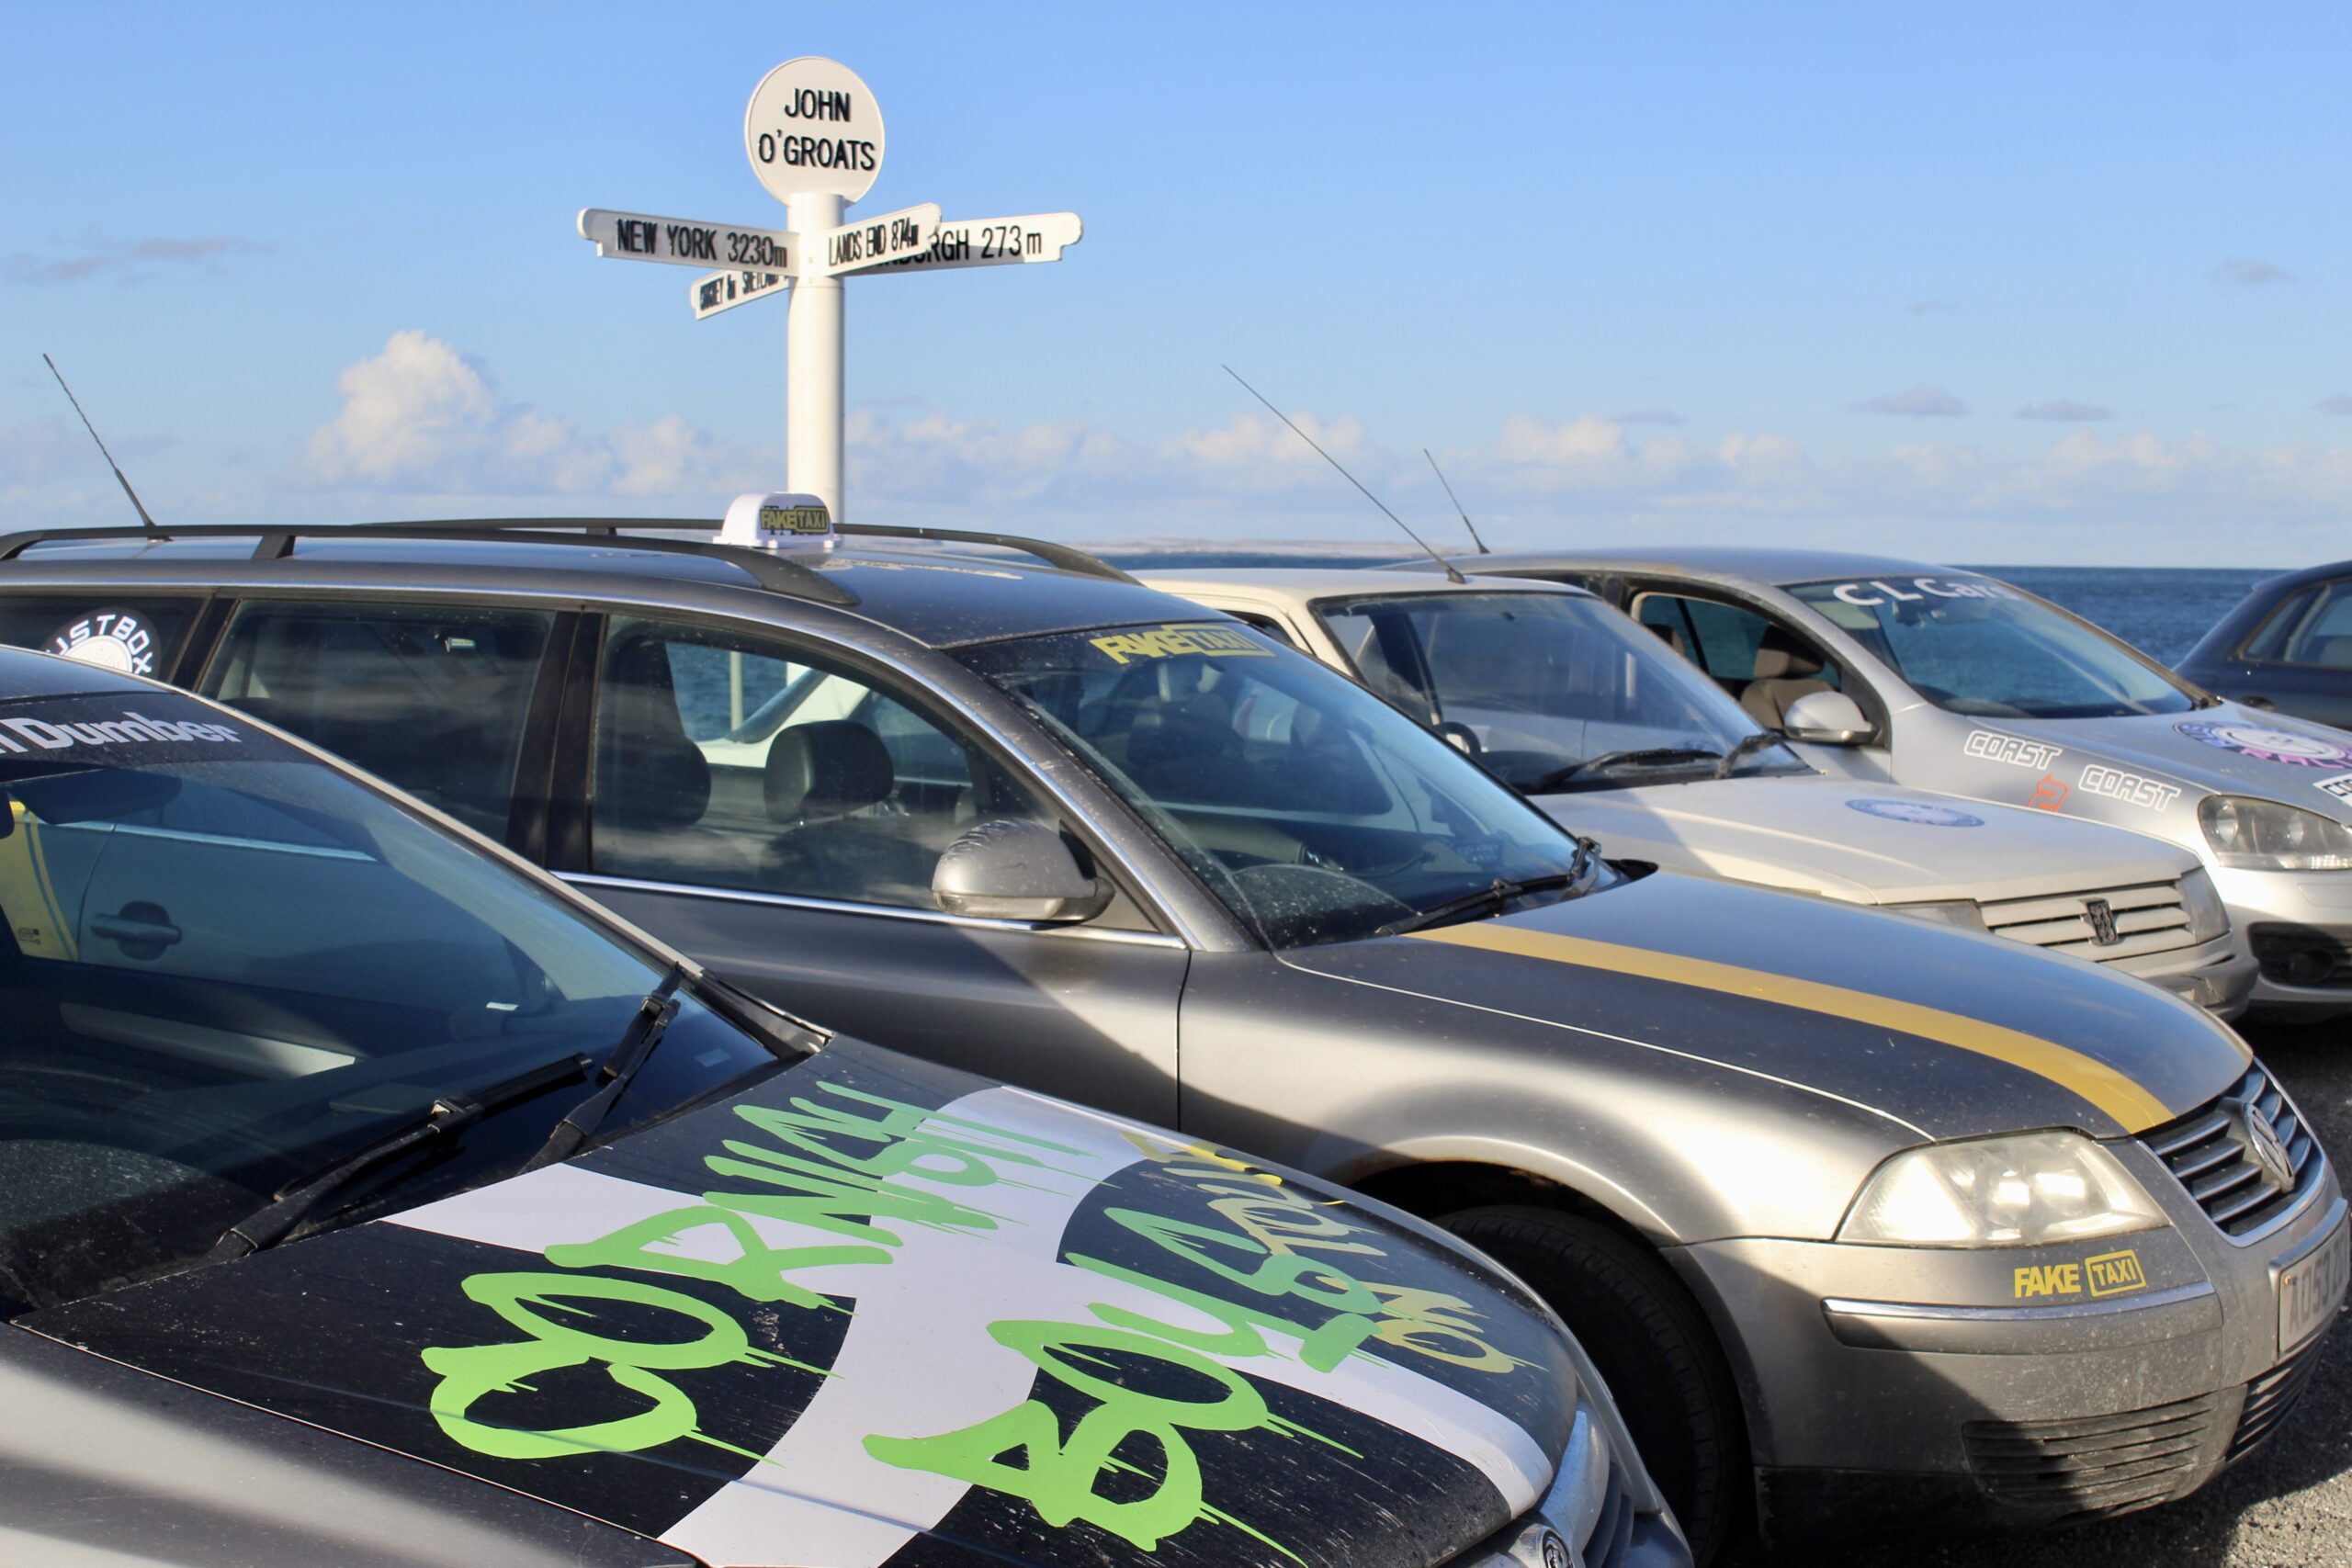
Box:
[933, 819, 1107, 923]
[1780, 691, 1871, 745]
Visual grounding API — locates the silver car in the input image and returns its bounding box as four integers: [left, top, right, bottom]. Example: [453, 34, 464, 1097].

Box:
[1408, 549, 2352, 1018]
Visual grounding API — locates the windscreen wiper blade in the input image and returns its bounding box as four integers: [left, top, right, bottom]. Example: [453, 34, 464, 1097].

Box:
[1376, 864, 1589, 938]
[1713, 729, 1792, 779]
[206, 1051, 594, 1262]
[1525, 746, 1722, 794]
[521, 962, 690, 1173]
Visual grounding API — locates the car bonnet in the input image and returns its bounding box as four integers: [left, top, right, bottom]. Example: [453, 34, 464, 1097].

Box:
[1535, 773, 2198, 905]
[1281, 871, 2251, 1143]
[1986, 704, 2352, 823]
[21, 1041, 1577, 1568]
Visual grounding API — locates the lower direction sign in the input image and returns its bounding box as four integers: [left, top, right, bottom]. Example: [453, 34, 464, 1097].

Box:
[843, 211, 1082, 276]
[580, 208, 797, 272]
[691, 267, 789, 320]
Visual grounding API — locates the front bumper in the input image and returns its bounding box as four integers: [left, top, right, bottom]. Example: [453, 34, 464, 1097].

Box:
[2209, 864, 2352, 1012]
[2099, 930, 2258, 1019]
[1669, 1084, 2346, 1546]
[1452, 1383, 1690, 1568]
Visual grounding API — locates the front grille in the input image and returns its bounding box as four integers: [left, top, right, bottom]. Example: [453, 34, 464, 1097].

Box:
[1979, 880, 2197, 962]
[2142, 1063, 2324, 1240]
[2231, 1333, 2328, 1463]
[1963, 1393, 2220, 1517]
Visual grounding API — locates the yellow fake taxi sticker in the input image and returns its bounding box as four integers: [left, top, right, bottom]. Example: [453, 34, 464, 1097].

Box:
[1090, 623, 1273, 666]
[2014, 1247, 2146, 1301]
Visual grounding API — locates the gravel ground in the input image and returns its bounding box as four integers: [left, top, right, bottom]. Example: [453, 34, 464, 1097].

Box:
[1724, 1016, 2352, 1568]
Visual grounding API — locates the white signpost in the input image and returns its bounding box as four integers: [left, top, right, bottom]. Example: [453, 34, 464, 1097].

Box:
[579, 56, 1082, 525]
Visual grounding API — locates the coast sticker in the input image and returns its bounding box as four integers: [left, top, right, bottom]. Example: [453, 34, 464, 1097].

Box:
[2176, 722, 2352, 770]
[2315, 773, 2352, 807]
[1846, 798, 1984, 828]
[2080, 764, 2181, 813]
[1963, 729, 2064, 772]
[43, 608, 159, 677]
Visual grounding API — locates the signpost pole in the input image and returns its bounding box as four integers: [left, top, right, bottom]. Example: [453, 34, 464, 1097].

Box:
[786, 190, 845, 524]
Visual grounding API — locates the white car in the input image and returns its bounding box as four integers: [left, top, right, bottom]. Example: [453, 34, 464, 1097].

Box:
[1145, 567, 2256, 1016]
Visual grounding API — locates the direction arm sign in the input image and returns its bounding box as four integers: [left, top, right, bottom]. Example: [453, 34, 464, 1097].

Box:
[580, 208, 797, 272]
[842, 212, 1082, 276]
[691, 267, 788, 320]
[808, 202, 941, 276]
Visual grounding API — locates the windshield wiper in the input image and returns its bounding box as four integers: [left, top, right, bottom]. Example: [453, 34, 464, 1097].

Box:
[521, 963, 691, 1173]
[1375, 846, 1598, 938]
[206, 1051, 594, 1262]
[1525, 746, 1722, 794]
[1713, 730, 1792, 779]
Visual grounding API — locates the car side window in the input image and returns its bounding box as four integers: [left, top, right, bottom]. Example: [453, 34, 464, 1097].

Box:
[1226, 611, 1301, 649]
[591, 618, 1053, 911]
[198, 602, 556, 839]
[2270, 581, 2352, 670]
[0, 596, 202, 682]
[1634, 591, 1857, 732]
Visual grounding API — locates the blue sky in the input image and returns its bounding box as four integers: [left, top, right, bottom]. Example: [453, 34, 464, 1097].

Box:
[4, 1, 2346, 563]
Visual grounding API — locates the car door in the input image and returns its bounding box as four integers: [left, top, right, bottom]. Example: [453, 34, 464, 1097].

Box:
[2210, 578, 2352, 732]
[551, 613, 1190, 1125]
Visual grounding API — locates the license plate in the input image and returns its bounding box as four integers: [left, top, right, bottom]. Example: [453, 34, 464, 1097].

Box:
[2279, 1217, 2350, 1357]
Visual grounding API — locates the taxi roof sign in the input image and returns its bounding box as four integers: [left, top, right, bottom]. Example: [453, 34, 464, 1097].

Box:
[718, 491, 835, 550]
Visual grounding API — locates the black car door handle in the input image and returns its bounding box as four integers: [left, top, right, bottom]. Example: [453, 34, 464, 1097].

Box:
[91, 910, 183, 951]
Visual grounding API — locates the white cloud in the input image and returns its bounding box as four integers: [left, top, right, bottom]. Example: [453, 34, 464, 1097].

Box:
[109, 331, 2302, 563]
[293, 330, 773, 499]
[1850, 385, 1969, 418]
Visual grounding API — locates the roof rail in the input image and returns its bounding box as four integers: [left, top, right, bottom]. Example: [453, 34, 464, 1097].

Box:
[0, 520, 860, 607]
[834, 524, 1138, 583]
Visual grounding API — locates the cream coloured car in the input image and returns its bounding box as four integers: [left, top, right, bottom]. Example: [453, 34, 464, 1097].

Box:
[1146, 568, 2256, 1016]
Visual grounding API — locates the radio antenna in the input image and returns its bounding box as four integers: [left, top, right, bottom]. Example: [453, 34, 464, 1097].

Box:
[43, 355, 158, 534]
[1424, 448, 1487, 554]
[1222, 365, 1464, 583]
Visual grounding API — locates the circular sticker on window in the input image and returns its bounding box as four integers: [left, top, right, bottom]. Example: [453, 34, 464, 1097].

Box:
[1847, 798, 1984, 828]
[43, 608, 159, 677]
[2176, 721, 2352, 770]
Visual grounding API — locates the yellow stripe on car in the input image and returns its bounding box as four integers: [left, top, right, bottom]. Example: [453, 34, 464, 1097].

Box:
[0, 803, 77, 961]
[1409, 923, 2185, 1133]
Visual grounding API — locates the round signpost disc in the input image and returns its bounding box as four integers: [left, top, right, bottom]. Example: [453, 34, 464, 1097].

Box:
[745, 57, 884, 206]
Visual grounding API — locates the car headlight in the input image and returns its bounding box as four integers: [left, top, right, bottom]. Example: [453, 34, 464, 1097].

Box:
[1887, 899, 1986, 931]
[1838, 1132, 2166, 1247]
[2200, 795, 2352, 872]
[2177, 866, 2230, 941]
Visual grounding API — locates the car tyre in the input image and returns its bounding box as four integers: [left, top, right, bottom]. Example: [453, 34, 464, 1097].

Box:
[1442, 1204, 1747, 1565]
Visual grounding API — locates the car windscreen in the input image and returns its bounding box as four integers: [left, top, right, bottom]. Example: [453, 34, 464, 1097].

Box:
[1315, 591, 1805, 792]
[955, 623, 1596, 948]
[1789, 574, 2199, 719]
[0, 689, 780, 1312]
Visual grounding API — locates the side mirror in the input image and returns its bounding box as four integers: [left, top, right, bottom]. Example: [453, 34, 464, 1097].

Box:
[932, 819, 1107, 923]
[1780, 690, 1871, 745]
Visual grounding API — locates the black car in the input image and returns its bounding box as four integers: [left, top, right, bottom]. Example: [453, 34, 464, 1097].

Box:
[2177, 560, 2352, 731]
[0, 642, 1682, 1568]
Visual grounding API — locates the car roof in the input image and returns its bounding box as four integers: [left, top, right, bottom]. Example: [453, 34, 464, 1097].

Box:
[0, 642, 158, 698]
[1416, 546, 1964, 589]
[0, 525, 1212, 650]
[1137, 565, 1598, 604]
